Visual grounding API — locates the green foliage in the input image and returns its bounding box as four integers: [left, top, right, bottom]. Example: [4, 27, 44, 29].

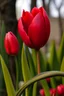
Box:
[0, 22, 8, 64]
[0, 55, 15, 96]
[58, 34, 64, 64]
[16, 71, 64, 96]
[39, 50, 47, 72]
[48, 41, 60, 70]
[60, 57, 64, 84]
[0, 23, 64, 96]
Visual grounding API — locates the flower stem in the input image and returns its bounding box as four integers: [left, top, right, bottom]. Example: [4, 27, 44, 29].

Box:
[37, 51, 40, 74]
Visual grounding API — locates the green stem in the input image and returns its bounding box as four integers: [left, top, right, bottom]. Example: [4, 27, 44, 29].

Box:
[15, 56, 18, 90]
[16, 71, 64, 96]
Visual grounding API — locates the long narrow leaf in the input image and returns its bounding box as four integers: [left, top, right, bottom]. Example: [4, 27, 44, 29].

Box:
[16, 71, 64, 96]
[58, 34, 64, 64]
[25, 46, 36, 77]
[60, 57, 64, 84]
[0, 22, 8, 64]
[39, 50, 47, 72]
[48, 41, 60, 70]
[21, 45, 31, 81]
[0, 55, 15, 96]
[21, 45, 31, 96]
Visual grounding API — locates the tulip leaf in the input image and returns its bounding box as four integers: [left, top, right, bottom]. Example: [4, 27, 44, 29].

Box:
[60, 57, 64, 84]
[39, 50, 47, 72]
[32, 49, 37, 71]
[48, 41, 60, 70]
[32, 82, 37, 96]
[22, 45, 31, 81]
[25, 46, 36, 77]
[0, 22, 8, 64]
[16, 71, 64, 96]
[21, 45, 31, 96]
[57, 34, 64, 64]
[41, 80, 50, 96]
[0, 55, 15, 96]
[17, 32, 23, 81]
[50, 78, 56, 88]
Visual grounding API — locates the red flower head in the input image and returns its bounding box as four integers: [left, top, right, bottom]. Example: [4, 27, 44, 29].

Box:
[57, 84, 64, 95]
[18, 7, 50, 50]
[39, 89, 45, 96]
[50, 88, 56, 96]
[4, 32, 19, 55]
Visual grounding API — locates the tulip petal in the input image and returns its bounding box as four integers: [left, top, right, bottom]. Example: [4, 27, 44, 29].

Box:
[4, 34, 11, 54]
[28, 12, 46, 50]
[8, 32, 19, 54]
[18, 18, 34, 48]
[4, 32, 19, 55]
[31, 7, 39, 17]
[39, 7, 50, 39]
[22, 10, 33, 33]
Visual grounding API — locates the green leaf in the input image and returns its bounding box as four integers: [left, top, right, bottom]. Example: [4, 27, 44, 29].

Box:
[60, 57, 64, 84]
[50, 78, 56, 88]
[39, 50, 47, 72]
[32, 82, 37, 96]
[16, 71, 64, 96]
[21, 45, 31, 81]
[58, 34, 64, 64]
[48, 41, 60, 70]
[0, 22, 8, 64]
[41, 80, 50, 96]
[22, 45, 32, 96]
[32, 49, 37, 71]
[16, 32, 23, 81]
[0, 55, 15, 96]
[25, 46, 36, 77]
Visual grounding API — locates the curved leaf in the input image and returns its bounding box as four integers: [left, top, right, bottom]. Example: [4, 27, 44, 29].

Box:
[0, 55, 15, 96]
[48, 41, 60, 70]
[58, 34, 64, 64]
[60, 57, 64, 84]
[16, 71, 64, 96]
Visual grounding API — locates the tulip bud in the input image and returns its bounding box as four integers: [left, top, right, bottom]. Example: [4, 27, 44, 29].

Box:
[18, 7, 50, 50]
[46, 78, 50, 83]
[57, 84, 64, 95]
[4, 32, 19, 55]
[50, 88, 56, 96]
[39, 89, 45, 96]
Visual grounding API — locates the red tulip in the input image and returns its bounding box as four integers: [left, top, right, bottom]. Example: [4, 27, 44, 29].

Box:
[50, 88, 56, 96]
[18, 7, 50, 50]
[46, 78, 50, 83]
[39, 89, 45, 96]
[40, 88, 56, 96]
[57, 84, 64, 95]
[4, 32, 19, 55]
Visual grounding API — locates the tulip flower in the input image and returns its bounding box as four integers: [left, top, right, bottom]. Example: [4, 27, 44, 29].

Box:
[39, 88, 56, 96]
[39, 89, 45, 96]
[4, 32, 19, 55]
[50, 88, 56, 96]
[46, 78, 50, 83]
[57, 84, 64, 95]
[18, 7, 50, 50]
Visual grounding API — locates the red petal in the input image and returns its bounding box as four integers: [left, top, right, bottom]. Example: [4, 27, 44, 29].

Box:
[22, 10, 33, 33]
[4, 32, 19, 55]
[18, 18, 34, 48]
[39, 7, 50, 40]
[7, 32, 19, 54]
[31, 7, 40, 17]
[28, 12, 46, 50]
[39, 89, 45, 96]
[4, 33, 11, 54]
